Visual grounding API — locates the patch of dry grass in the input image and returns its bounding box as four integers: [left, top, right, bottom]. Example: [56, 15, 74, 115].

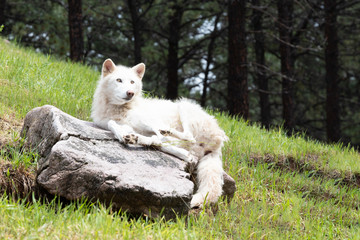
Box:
[0, 105, 22, 149]
[0, 106, 36, 200]
[249, 152, 360, 189]
[0, 161, 35, 200]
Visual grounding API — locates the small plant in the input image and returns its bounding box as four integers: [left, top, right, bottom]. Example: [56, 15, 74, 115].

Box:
[0, 131, 38, 169]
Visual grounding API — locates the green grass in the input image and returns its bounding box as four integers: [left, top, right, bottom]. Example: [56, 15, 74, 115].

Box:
[2, 39, 360, 239]
[0, 40, 97, 120]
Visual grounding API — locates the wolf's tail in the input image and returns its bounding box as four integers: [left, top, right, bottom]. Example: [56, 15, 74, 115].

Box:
[190, 151, 224, 208]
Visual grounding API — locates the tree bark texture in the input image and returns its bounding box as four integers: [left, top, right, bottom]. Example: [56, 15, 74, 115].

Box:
[68, 0, 84, 62]
[324, 0, 341, 142]
[277, 0, 295, 130]
[252, 0, 270, 129]
[166, 1, 182, 100]
[127, 0, 142, 64]
[227, 0, 249, 119]
[0, 0, 6, 27]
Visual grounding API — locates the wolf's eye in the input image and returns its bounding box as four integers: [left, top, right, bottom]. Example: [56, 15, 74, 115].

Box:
[130, 80, 135, 84]
[116, 78, 122, 83]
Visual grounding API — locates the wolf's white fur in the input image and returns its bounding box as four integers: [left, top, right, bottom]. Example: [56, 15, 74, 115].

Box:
[91, 59, 228, 208]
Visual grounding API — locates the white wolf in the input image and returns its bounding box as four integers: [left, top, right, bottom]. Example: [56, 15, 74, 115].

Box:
[91, 59, 228, 208]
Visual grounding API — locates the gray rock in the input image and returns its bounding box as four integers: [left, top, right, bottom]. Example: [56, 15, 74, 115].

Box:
[21, 105, 236, 218]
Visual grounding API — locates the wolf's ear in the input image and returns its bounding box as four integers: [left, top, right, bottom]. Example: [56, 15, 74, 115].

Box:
[102, 59, 116, 77]
[132, 63, 146, 79]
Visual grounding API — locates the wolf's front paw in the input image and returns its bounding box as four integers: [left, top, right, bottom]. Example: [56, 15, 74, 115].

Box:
[123, 134, 138, 144]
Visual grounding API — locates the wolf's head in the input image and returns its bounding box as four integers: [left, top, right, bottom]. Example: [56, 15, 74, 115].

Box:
[100, 59, 145, 105]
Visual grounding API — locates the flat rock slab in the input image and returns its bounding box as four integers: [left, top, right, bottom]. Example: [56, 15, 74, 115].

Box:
[21, 105, 236, 218]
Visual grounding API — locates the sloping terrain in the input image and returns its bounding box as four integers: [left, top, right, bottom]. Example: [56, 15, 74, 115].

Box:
[1, 39, 360, 239]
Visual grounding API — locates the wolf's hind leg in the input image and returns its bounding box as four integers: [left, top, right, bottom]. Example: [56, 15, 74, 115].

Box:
[177, 103, 196, 142]
[160, 128, 196, 143]
[159, 145, 197, 164]
[158, 103, 195, 142]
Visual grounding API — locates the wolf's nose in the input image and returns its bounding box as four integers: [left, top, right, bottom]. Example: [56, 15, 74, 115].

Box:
[127, 90, 134, 98]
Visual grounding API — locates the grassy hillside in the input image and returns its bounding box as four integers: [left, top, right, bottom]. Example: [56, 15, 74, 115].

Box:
[1, 39, 360, 239]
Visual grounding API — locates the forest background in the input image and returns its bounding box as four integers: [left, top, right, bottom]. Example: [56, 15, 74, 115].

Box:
[1, 0, 360, 147]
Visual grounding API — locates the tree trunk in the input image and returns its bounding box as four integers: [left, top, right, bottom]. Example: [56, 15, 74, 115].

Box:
[166, 1, 182, 100]
[227, 0, 249, 119]
[252, 0, 270, 129]
[127, 0, 142, 64]
[67, 0, 84, 62]
[324, 0, 341, 142]
[201, 15, 220, 107]
[277, 0, 295, 130]
[0, 0, 6, 27]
